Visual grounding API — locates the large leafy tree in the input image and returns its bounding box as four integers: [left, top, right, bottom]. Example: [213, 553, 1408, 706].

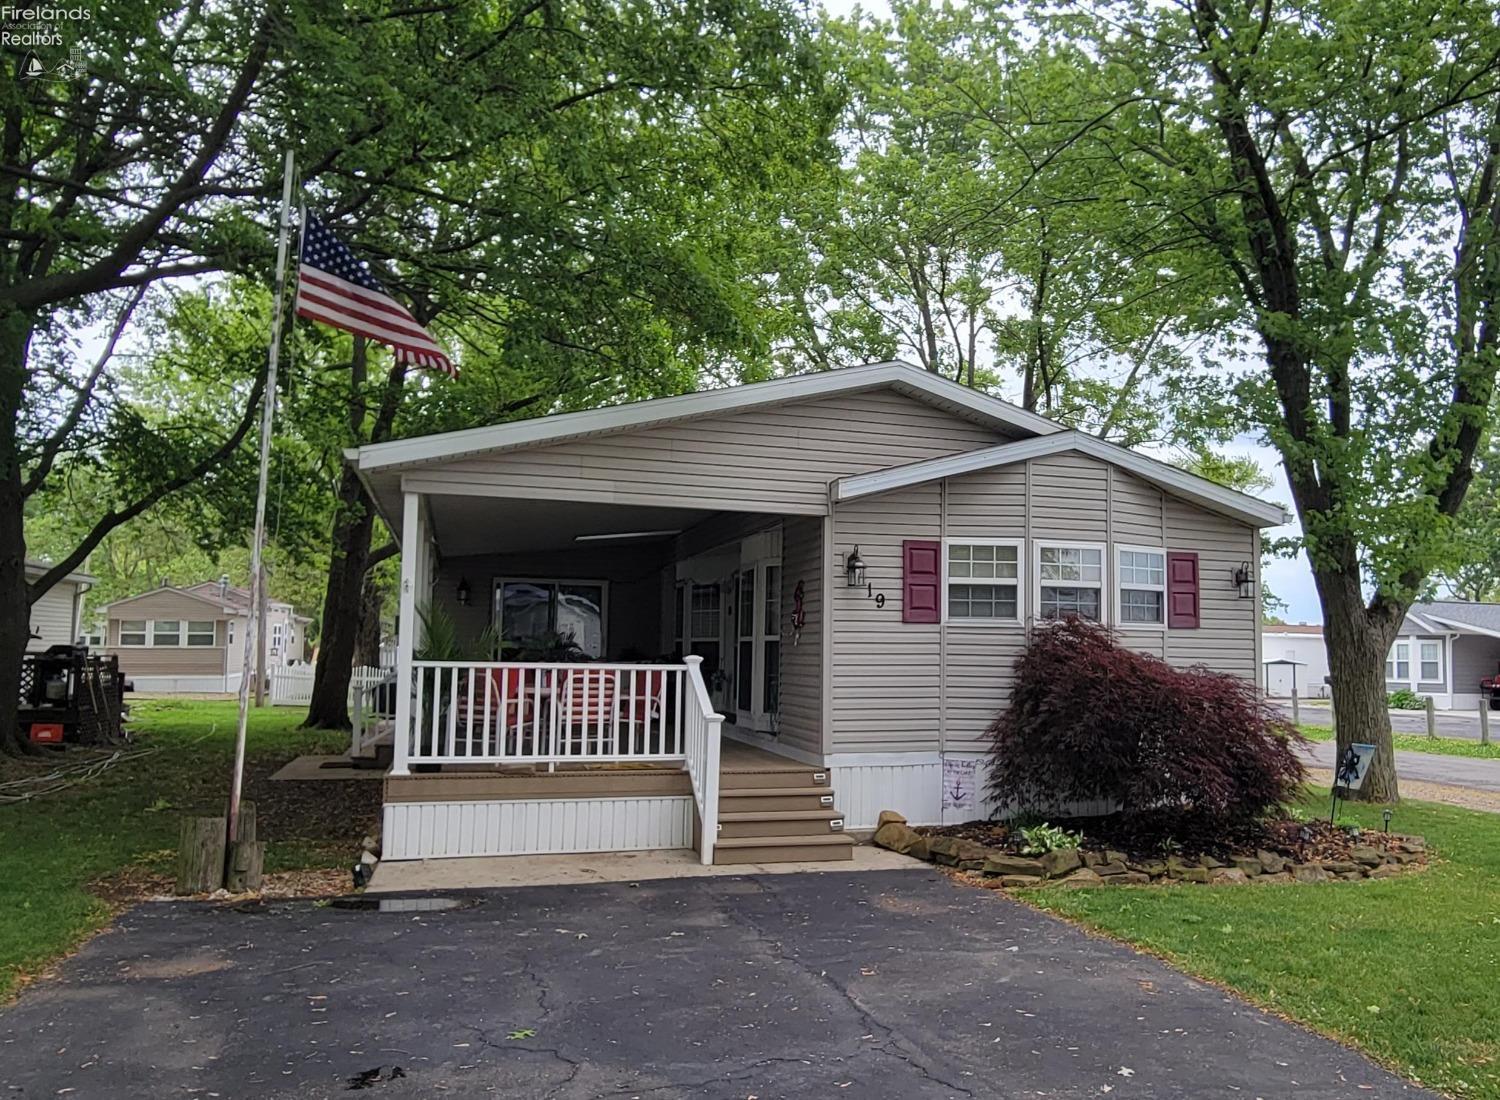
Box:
[0, 0, 835, 752]
[1040, 0, 1500, 799]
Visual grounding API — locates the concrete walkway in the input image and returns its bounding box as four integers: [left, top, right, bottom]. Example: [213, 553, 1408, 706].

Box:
[367, 842, 918, 891]
[0, 871, 1433, 1098]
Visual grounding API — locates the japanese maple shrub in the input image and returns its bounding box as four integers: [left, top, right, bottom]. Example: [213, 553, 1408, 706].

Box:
[985, 618, 1306, 843]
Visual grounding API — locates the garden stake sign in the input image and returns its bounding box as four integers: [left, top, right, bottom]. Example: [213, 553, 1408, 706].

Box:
[1330, 743, 1376, 824]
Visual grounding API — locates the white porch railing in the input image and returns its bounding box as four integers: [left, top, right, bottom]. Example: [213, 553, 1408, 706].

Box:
[682, 655, 724, 865]
[401, 660, 693, 768]
[269, 664, 390, 708]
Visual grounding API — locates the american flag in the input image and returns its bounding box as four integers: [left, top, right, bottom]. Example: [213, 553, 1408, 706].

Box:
[294, 215, 455, 377]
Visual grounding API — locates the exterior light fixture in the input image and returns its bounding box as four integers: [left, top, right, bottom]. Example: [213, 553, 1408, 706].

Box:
[456, 577, 472, 606]
[845, 546, 867, 589]
[1233, 561, 1254, 599]
[1382, 808, 1393, 833]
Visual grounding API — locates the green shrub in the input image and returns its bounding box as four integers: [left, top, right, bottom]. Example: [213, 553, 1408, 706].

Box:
[1387, 689, 1427, 710]
[1019, 822, 1085, 855]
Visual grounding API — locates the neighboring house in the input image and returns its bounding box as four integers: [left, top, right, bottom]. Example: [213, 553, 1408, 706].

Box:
[348, 360, 1283, 865]
[1389, 601, 1500, 710]
[25, 559, 93, 652]
[101, 578, 311, 693]
[1261, 624, 1330, 698]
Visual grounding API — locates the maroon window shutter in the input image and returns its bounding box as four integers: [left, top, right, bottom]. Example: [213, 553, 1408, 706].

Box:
[903, 540, 942, 624]
[1166, 551, 1200, 628]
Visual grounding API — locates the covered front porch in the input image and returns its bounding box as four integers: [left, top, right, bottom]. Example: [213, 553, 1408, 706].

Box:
[360, 487, 845, 865]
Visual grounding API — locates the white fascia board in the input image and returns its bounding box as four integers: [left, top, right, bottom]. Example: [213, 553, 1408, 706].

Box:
[1403, 610, 1443, 634]
[1423, 613, 1500, 640]
[833, 431, 1289, 529]
[351, 360, 1060, 473]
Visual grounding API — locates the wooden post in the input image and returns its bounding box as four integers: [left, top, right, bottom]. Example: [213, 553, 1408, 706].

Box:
[1328, 690, 1336, 734]
[176, 817, 227, 895]
[1290, 686, 1300, 727]
[224, 799, 263, 893]
[1481, 700, 1491, 746]
[1426, 696, 1436, 739]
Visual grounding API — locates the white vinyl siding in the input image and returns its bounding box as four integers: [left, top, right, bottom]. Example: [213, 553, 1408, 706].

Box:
[777, 517, 823, 760]
[1162, 498, 1258, 680]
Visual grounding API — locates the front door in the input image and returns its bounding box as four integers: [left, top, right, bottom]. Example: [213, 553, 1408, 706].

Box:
[736, 533, 781, 733]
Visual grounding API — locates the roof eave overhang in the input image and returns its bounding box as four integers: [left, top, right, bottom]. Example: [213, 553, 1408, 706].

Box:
[832, 431, 1289, 529]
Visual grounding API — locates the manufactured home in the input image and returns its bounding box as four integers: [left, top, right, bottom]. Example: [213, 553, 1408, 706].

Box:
[102, 579, 311, 694]
[26, 559, 93, 653]
[348, 361, 1283, 866]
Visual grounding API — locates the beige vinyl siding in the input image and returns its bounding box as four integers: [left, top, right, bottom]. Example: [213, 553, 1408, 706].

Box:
[830, 484, 942, 752]
[1163, 498, 1258, 679]
[107, 589, 227, 623]
[28, 581, 79, 652]
[107, 640, 226, 676]
[434, 545, 667, 659]
[411, 390, 1017, 516]
[777, 517, 822, 758]
[828, 454, 1260, 754]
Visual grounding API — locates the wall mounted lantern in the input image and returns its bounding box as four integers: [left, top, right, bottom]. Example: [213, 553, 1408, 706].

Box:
[1233, 561, 1254, 600]
[845, 546, 867, 590]
[456, 577, 472, 606]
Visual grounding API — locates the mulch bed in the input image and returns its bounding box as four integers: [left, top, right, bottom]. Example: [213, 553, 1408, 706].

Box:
[918, 815, 1409, 866]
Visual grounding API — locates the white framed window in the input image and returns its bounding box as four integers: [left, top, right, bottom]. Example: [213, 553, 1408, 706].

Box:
[1419, 640, 1442, 682]
[944, 539, 1023, 623]
[119, 619, 147, 646]
[1385, 641, 1410, 681]
[1115, 545, 1167, 628]
[151, 619, 182, 647]
[187, 621, 216, 647]
[1035, 542, 1105, 622]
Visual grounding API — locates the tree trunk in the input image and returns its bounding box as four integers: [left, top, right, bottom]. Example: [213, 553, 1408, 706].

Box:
[303, 464, 375, 730]
[1318, 577, 1401, 803]
[355, 573, 384, 668]
[303, 342, 405, 730]
[0, 310, 32, 757]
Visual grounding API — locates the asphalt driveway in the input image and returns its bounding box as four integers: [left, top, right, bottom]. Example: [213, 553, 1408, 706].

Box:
[0, 870, 1431, 1099]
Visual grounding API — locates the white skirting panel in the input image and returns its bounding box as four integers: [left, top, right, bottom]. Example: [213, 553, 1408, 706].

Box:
[128, 675, 237, 694]
[828, 757, 944, 829]
[382, 796, 695, 861]
[829, 753, 1117, 829]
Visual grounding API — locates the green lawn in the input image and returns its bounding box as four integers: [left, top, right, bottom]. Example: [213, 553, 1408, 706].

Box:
[1028, 790, 1500, 1098]
[1299, 724, 1500, 760]
[0, 699, 367, 999]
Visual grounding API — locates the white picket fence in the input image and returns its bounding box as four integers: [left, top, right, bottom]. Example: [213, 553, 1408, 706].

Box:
[269, 664, 390, 708]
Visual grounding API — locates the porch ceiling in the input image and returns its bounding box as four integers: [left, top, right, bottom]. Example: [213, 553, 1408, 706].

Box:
[426, 495, 717, 556]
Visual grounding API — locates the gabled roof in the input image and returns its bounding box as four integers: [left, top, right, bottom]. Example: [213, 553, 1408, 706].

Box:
[348, 360, 1062, 473]
[25, 558, 94, 586]
[831, 431, 1289, 528]
[1404, 601, 1500, 639]
[100, 585, 239, 616]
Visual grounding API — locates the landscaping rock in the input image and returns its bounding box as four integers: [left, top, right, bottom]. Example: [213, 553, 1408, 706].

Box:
[1256, 850, 1287, 875]
[1105, 871, 1153, 885]
[981, 854, 1048, 877]
[1230, 856, 1263, 876]
[1339, 870, 1365, 881]
[873, 822, 923, 855]
[999, 875, 1043, 888]
[1320, 860, 1359, 875]
[1254, 871, 1294, 884]
[1209, 868, 1250, 885]
[1127, 858, 1167, 876]
[1082, 850, 1106, 868]
[1092, 860, 1128, 876]
[926, 836, 962, 864]
[876, 809, 907, 827]
[1350, 845, 1383, 867]
[1291, 863, 1331, 883]
[1040, 848, 1083, 878]
[1169, 864, 1211, 884]
[1055, 868, 1104, 888]
[1103, 849, 1129, 866]
[1395, 836, 1426, 853]
[1367, 863, 1406, 879]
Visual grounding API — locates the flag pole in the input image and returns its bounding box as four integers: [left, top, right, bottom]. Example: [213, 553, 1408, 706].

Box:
[228, 149, 296, 856]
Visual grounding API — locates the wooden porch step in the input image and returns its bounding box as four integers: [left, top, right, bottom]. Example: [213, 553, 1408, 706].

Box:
[719, 786, 838, 814]
[718, 766, 829, 790]
[712, 832, 855, 865]
[717, 808, 844, 838]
